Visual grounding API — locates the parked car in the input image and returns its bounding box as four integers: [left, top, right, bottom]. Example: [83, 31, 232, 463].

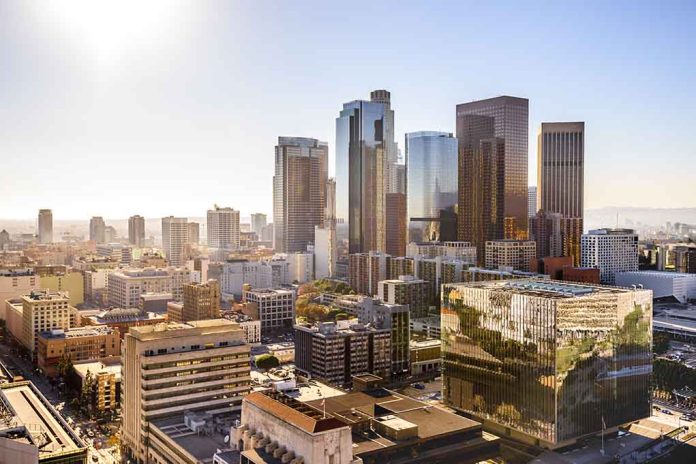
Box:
[662, 409, 673, 415]
[413, 383, 425, 390]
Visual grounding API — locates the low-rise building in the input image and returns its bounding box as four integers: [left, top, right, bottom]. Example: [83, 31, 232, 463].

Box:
[485, 240, 537, 272]
[0, 268, 39, 319]
[616, 271, 696, 303]
[267, 342, 295, 364]
[139, 291, 173, 313]
[82, 307, 166, 339]
[0, 381, 88, 463]
[70, 358, 121, 412]
[410, 315, 441, 339]
[37, 325, 120, 377]
[222, 311, 261, 344]
[36, 266, 84, 306]
[107, 267, 194, 308]
[243, 288, 295, 333]
[410, 339, 441, 376]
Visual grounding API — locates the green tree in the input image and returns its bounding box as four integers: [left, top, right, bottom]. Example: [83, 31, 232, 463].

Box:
[255, 354, 280, 371]
[57, 354, 73, 378]
[653, 332, 670, 355]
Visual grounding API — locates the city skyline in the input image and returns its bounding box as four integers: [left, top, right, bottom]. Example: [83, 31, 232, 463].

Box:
[1, 1, 695, 219]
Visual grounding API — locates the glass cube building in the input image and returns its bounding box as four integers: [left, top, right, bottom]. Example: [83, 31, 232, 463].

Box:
[442, 279, 652, 448]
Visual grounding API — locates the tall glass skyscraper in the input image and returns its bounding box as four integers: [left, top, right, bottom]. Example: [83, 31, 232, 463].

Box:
[405, 131, 458, 243]
[442, 280, 652, 448]
[537, 122, 585, 265]
[456, 96, 529, 241]
[335, 90, 397, 254]
[273, 137, 328, 253]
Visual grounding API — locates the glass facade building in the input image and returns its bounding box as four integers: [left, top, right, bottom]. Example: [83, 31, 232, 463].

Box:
[273, 137, 328, 253]
[405, 131, 458, 243]
[442, 280, 652, 448]
[456, 96, 529, 241]
[336, 90, 397, 255]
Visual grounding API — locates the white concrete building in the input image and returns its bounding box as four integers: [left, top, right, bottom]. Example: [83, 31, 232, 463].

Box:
[280, 252, 314, 284]
[161, 216, 188, 267]
[96, 243, 133, 264]
[107, 267, 194, 308]
[0, 268, 40, 319]
[616, 271, 696, 303]
[406, 241, 477, 264]
[219, 260, 289, 298]
[314, 225, 336, 279]
[485, 240, 537, 272]
[243, 288, 296, 332]
[581, 228, 639, 285]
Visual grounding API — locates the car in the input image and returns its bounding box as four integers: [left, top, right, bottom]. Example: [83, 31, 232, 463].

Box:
[662, 409, 673, 415]
[413, 383, 425, 390]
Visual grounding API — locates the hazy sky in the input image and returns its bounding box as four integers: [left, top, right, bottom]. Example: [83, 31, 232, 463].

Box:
[1, 0, 695, 220]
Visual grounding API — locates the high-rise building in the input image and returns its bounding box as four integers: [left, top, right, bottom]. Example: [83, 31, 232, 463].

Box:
[90, 216, 106, 244]
[528, 186, 537, 218]
[207, 206, 240, 250]
[529, 210, 563, 259]
[385, 192, 407, 257]
[537, 122, 585, 265]
[242, 287, 296, 332]
[169, 280, 221, 322]
[336, 89, 398, 255]
[38, 208, 53, 244]
[128, 215, 145, 247]
[348, 251, 391, 296]
[161, 216, 188, 267]
[294, 319, 391, 386]
[121, 320, 251, 463]
[405, 131, 458, 243]
[273, 137, 328, 253]
[581, 228, 639, 285]
[314, 178, 337, 279]
[485, 239, 537, 272]
[187, 221, 200, 245]
[104, 225, 117, 243]
[250, 213, 267, 235]
[19, 290, 74, 353]
[377, 275, 431, 318]
[442, 280, 652, 448]
[457, 96, 529, 242]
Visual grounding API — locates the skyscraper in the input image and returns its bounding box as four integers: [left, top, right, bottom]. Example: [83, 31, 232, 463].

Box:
[456, 96, 529, 241]
[89, 216, 106, 244]
[37, 208, 53, 244]
[273, 136, 328, 253]
[161, 216, 188, 267]
[405, 131, 458, 243]
[187, 221, 200, 245]
[128, 215, 145, 247]
[250, 213, 267, 235]
[336, 89, 398, 255]
[385, 192, 407, 257]
[315, 178, 337, 278]
[207, 206, 240, 250]
[537, 122, 585, 264]
[456, 112, 505, 264]
[528, 186, 537, 218]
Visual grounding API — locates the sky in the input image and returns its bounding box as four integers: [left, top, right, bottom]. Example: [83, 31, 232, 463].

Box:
[1, 0, 695, 220]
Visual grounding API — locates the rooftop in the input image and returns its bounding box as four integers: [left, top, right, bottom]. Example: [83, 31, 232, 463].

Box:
[22, 290, 69, 303]
[410, 339, 442, 349]
[151, 414, 235, 461]
[39, 325, 116, 340]
[450, 279, 637, 299]
[92, 308, 166, 323]
[129, 318, 243, 340]
[0, 381, 85, 458]
[72, 358, 121, 381]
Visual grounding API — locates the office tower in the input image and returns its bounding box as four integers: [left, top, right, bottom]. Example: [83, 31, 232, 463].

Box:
[349, 251, 391, 296]
[528, 186, 537, 218]
[121, 320, 251, 463]
[485, 240, 537, 272]
[377, 275, 431, 318]
[250, 213, 267, 235]
[537, 122, 585, 265]
[104, 225, 117, 242]
[170, 280, 221, 322]
[161, 216, 188, 267]
[207, 205, 240, 250]
[581, 228, 639, 284]
[385, 193, 407, 257]
[405, 131, 458, 243]
[336, 90, 398, 255]
[90, 216, 106, 244]
[315, 178, 337, 279]
[529, 210, 564, 259]
[456, 116, 505, 263]
[295, 319, 391, 386]
[128, 215, 145, 247]
[38, 208, 53, 244]
[242, 288, 296, 332]
[273, 137, 328, 253]
[395, 162, 407, 194]
[442, 280, 652, 448]
[107, 267, 194, 308]
[406, 241, 477, 264]
[19, 290, 73, 353]
[261, 223, 274, 242]
[187, 221, 200, 245]
[457, 96, 529, 242]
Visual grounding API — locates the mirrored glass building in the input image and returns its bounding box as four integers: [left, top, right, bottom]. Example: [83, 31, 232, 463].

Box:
[442, 279, 652, 448]
[405, 131, 458, 243]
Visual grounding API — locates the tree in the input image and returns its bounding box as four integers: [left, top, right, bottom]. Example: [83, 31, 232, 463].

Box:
[653, 332, 670, 355]
[57, 354, 73, 378]
[80, 370, 95, 418]
[255, 354, 280, 371]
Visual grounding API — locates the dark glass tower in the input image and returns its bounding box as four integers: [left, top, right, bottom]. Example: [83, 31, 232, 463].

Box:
[456, 96, 529, 242]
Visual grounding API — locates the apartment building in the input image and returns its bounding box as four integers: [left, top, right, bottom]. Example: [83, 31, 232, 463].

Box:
[485, 240, 537, 272]
[581, 228, 639, 285]
[37, 325, 120, 377]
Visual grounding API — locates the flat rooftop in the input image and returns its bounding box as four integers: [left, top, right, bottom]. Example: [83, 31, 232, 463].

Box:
[0, 381, 85, 458]
[39, 325, 116, 340]
[129, 318, 243, 340]
[73, 359, 121, 381]
[450, 279, 635, 298]
[151, 414, 235, 461]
